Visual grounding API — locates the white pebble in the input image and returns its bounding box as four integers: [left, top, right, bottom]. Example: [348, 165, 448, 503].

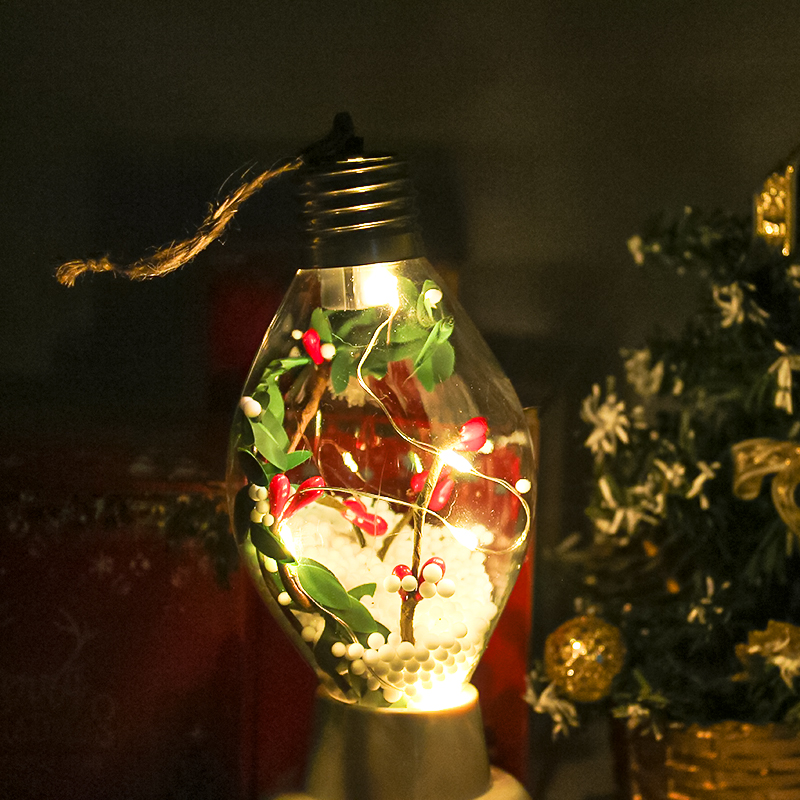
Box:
[433, 647, 449, 662]
[301, 626, 316, 642]
[452, 622, 468, 639]
[346, 642, 364, 660]
[277, 592, 291, 606]
[374, 661, 390, 677]
[437, 579, 455, 598]
[422, 563, 444, 583]
[422, 632, 440, 650]
[383, 687, 403, 703]
[367, 632, 385, 650]
[405, 659, 420, 673]
[390, 659, 405, 673]
[331, 642, 347, 658]
[320, 342, 336, 361]
[383, 575, 402, 593]
[367, 676, 381, 691]
[378, 644, 396, 662]
[363, 649, 379, 667]
[414, 645, 430, 661]
[401, 574, 418, 593]
[404, 671, 419, 684]
[350, 659, 366, 676]
[396, 641, 415, 661]
[405, 684, 418, 697]
[387, 670, 403, 684]
[387, 632, 402, 647]
[419, 582, 437, 599]
[439, 631, 456, 649]
[241, 397, 262, 418]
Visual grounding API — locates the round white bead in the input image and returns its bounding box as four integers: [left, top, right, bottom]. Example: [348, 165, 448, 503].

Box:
[437, 578, 456, 598]
[367, 632, 386, 650]
[396, 641, 415, 661]
[249, 510, 264, 524]
[363, 649, 379, 667]
[367, 676, 381, 691]
[277, 592, 291, 606]
[346, 642, 364, 661]
[452, 622, 468, 639]
[419, 581, 437, 599]
[320, 342, 336, 361]
[255, 500, 270, 514]
[378, 644, 396, 662]
[387, 632, 402, 647]
[383, 575, 402, 593]
[439, 631, 456, 649]
[401, 575, 418, 593]
[241, 397, 262, 418]
[383, 687, 403, 703]
[331, 642, 347, 658]
[291, 329, 303, 340]
[421, 563, 444, 583]
[301, 626, 316, 642]
[350, 659, 366, 676]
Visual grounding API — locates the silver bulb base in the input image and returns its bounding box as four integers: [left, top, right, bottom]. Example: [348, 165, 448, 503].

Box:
[272, 684, 530, 800]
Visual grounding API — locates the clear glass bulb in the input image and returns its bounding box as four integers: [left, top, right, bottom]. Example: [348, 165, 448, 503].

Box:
[226, 156, 536, 711]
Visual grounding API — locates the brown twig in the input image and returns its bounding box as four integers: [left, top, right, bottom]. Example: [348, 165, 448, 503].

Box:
[288, 362, 331, 453]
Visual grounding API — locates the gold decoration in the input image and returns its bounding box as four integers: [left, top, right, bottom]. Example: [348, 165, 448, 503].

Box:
[624, 719, 800, 800]
[731, 438, 800, 544]
[754, 148, 798, 257]
[544, 615, 626, 703]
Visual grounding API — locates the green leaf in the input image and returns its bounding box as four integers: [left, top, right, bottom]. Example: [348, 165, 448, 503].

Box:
[249, 413, 290, 471]
[348, 582, 377, 600]
[416, 341, 455, 391]
[413, 318, 453, 369]
[296, 558, 352, 610]
[388, 320, 429, 344]
[237, 448, 273, 486]
[396, 276, 419, 306]
[338, 595, 380, 633]
[270, 356, 311, 371]
[283, 450, 313, 471]
[250, 523, 292, 562]
[233, 486, 252, 544]
[311, 307, 333, 343]
[331, 349, 358, 394]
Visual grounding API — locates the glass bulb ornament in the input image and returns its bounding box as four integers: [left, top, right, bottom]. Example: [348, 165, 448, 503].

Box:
[226, 151, 536, 717]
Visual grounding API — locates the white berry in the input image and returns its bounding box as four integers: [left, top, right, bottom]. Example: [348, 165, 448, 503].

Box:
[401, 574, 418, 593]
[437, 578, 456, 598]
[240, 397, 262, 418]
[320, 342, 336, 361]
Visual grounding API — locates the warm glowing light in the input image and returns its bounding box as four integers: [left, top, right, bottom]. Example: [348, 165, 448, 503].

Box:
[439, 450, 474, 473]
[448, 525, 480, 550]
[357, 265, 399, 308]
[409, 683, 475, 711]
[341, 451, 359, 473]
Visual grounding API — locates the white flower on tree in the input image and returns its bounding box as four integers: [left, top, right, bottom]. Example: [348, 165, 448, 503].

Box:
[581, 382, 630, 461]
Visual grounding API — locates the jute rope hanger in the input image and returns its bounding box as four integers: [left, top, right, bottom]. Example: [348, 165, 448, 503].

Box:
[55, 113, 363, 288]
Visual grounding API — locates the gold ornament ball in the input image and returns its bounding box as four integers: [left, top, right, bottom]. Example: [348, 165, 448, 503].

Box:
[544, 615, 626, 702]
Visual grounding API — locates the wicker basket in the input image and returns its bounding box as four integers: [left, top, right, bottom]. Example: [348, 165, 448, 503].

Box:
[621, 720, 800, 800]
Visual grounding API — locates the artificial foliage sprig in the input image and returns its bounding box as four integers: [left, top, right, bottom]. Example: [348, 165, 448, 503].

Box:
[551, 206, 800, 731]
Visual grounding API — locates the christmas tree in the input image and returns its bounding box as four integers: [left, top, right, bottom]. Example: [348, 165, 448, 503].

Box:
[530, 153, 800, 737]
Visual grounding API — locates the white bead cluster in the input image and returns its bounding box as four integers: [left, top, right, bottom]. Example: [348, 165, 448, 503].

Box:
[287, 499, 499, 706]
[247, 483, 274, 525]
